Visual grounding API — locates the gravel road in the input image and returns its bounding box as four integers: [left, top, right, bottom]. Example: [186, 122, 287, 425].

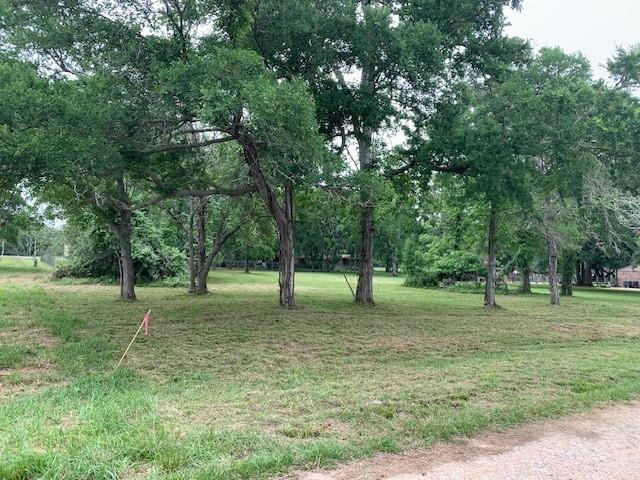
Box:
[298, 402, 640, 480]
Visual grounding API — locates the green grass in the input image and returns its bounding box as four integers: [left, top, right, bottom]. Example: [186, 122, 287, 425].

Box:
[0, 256, 53, 273]
[1, 263, 640, 479]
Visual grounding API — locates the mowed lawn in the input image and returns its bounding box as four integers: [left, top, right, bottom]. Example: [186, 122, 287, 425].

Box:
[1, 258, 640, 479]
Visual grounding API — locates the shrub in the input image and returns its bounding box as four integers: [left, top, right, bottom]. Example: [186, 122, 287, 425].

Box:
[55, 212, 186, 283]
[403, 234, 484, 288]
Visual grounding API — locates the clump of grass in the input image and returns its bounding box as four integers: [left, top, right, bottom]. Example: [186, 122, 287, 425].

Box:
[0, 344, 36, 368]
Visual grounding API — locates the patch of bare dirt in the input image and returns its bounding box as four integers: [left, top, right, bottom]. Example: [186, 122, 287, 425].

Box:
[0, 273, 49, 287]
[551, 322, 640, 338]
[0, 327, 59, 349]
[0, 365, 65, 400]
[45, 282, 116, 294]
[120, 464, 154, 480]
[293, 402, 640, 480]
[371, 337, 485, 354]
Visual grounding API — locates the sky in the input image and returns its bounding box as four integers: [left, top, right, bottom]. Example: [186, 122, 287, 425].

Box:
[506, 0, 640, 80]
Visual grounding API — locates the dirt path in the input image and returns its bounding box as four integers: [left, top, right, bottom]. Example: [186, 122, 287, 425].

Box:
[298, 402, 640, 480]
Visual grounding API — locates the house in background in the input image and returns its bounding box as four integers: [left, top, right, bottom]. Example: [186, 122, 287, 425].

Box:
[617, 265, 640, 288]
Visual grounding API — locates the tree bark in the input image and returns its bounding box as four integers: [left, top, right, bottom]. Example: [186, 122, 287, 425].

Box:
[117, 251, 124, 299]
[583, 262, 593, 287]
[542, 193, 561, 306]
[196, 197, 208, 294]
[196, 267, 208, 294]
[484, 205, 498, 307]
[354, 21, 376, 304]
[575, 260, 583, 286]
[391, 250, 399, 277]
[547, 235, 560, 305]
[561, 254, 574, 296]
[188, 200, 197, 293]
[355, 128, 375, 305]
[278, 180, 295, 308]
[561, 273, 573, 296]
[242, 140, 295, 308]
[112, 209, 136, 301]
[521, 264, 532, 294]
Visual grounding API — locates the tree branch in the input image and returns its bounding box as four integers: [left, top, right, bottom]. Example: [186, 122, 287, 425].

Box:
[137, 135, 236, 154]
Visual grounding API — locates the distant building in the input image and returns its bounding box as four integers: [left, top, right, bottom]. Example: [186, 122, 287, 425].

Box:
[617, 265, 640, 288]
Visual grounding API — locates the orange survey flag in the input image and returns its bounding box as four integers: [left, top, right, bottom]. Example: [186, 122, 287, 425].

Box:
[143, 310, 151, 336]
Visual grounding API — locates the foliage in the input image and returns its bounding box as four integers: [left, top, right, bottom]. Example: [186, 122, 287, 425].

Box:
[294, 188, 349, 271]
[403, 234, 484, 287]
[1, 0, 639, 306]
[403, 178, 485, 286]
[55, 212, 185, 283]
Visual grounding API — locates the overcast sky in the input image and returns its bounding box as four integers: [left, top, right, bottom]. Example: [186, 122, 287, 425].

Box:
[506, 0, 639, 79]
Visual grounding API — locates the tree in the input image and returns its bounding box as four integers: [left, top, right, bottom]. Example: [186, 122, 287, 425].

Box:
[166, 195, 246, 293]
[374, 183, 419, 276]
[248, 0, 523, 304]
[1, 1, 255, 300]
[160, 142, 254, 293]
[56, 209, 186, 283]
[498, 49, 597, 305]
[191, 48, 329, 307]
[463, 82, 535, 307]
[500, 206, 546, 293]
[223, 209, 276, 274]
[0, 60, 49, 250]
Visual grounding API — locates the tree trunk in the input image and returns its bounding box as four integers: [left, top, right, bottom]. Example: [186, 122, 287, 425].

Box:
[521, 264, 532, 294]
[484, 205, 498, 307]
[278, 180, 295, 308]
[391, 250, 399, 277]
[575, 261, 583, 286]
[196, 203, 242, 295]
[354, 34, 376, 304]
[547, 236, 560, 305]
[356, 202, 374, 304]
[243, 140, 295, 308]
[196, 268, 208, 294]
[583, 262, 593, 287]
[114, 209, 136, 301]
[561, 274, 573, 296]
[196, 197, 208, 294]
[188, 200, 197, 293]
[355, 128, 375, 305]
[117, 251, 124, 298]
[32, 237, 37, 267]
[561, 254, 574, 296]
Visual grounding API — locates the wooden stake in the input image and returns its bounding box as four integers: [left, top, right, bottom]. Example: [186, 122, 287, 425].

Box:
[116, 310, 151, 369]
[343, 273, 355, 299]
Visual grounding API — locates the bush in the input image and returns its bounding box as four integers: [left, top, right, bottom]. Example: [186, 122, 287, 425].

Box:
[404, 270, 439, 288]
[403, 234, 484, 288]
[55, 212, 186, 283]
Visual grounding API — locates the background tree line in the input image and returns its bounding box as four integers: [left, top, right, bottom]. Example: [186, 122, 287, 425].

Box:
[1, 0, 639, 308]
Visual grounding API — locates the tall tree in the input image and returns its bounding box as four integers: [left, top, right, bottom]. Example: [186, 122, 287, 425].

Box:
[189, 48, 329, 307]
[248, 0, 522, 304]
[525, 50, 598, 304]
[1, 1, 256, 299]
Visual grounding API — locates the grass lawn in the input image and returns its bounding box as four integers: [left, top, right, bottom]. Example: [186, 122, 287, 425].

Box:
[1, 259, 640, 479]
